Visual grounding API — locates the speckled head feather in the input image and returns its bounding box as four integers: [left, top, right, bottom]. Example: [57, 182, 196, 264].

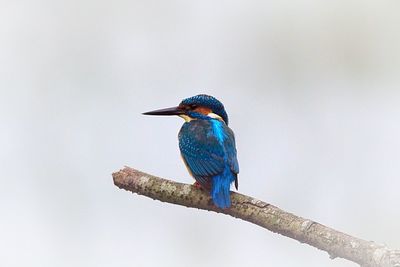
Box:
[180, 94, 229, 125]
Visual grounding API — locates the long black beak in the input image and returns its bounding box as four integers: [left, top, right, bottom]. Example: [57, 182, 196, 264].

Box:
[142, 106, 185, 116]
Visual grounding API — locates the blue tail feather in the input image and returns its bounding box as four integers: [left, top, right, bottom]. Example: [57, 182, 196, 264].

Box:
[211, 168, 234, 209]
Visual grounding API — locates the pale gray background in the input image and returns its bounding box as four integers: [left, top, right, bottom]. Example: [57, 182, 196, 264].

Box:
[1, 1, 399, 266]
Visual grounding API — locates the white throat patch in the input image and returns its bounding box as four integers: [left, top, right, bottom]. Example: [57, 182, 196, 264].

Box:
[179, 114, 195, 122]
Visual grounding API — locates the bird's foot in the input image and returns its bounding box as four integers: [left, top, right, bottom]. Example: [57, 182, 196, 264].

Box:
[193, 181, 203, 190]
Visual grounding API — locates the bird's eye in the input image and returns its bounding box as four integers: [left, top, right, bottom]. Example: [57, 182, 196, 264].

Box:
[190, 104, 198, 109]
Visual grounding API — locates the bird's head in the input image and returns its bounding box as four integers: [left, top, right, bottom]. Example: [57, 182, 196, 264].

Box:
[143, 94, 229, 125]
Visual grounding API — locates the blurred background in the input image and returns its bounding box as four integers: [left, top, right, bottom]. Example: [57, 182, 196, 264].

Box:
[1, 0, 399, 266]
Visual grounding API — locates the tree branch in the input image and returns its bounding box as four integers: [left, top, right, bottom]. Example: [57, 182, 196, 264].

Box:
[112, 166, 400, 267]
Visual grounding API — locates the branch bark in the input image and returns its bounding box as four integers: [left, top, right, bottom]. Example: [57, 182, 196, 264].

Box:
[112, 166, 400, 267]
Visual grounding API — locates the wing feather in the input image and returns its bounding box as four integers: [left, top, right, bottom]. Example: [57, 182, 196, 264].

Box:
[179, 120, 239, 188]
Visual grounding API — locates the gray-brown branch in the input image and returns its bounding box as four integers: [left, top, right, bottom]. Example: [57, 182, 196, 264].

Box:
[112, 166, 400, 267]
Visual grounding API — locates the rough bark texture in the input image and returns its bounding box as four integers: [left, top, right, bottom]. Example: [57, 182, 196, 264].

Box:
[112, 166, 400, 267]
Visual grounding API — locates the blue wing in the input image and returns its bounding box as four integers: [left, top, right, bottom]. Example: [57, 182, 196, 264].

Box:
[224, 126, 239, 189]
[225, 127, 239, 174]
[178, 119, 239, 188]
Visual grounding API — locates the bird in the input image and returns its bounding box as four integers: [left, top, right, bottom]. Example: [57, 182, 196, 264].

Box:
[143, 94, 239, 209]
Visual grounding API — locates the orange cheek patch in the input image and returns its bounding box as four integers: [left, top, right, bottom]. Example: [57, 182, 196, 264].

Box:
[194, 106, 212, 115]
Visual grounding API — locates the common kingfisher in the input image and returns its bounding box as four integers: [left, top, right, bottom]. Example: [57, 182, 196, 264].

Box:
[143, 94, 239, 209]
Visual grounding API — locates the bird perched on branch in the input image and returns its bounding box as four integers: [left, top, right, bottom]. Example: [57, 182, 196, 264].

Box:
[143, 94, 239, 208]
